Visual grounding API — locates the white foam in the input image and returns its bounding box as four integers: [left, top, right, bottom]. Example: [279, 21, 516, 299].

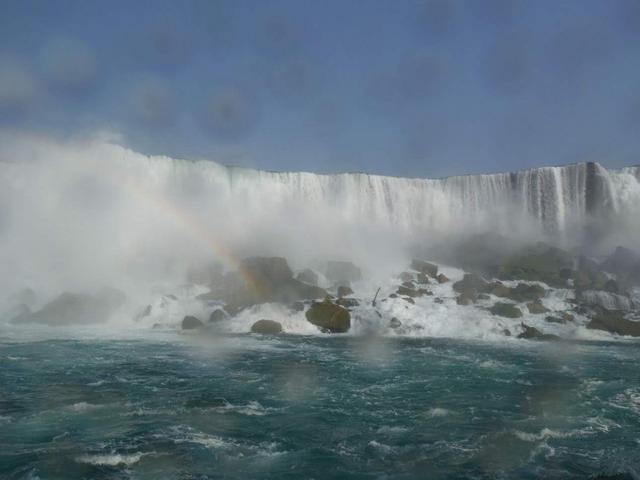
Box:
[76, 453, 144, 466]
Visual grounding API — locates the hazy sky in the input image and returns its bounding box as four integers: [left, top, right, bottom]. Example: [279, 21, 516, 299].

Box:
[1, 0, 639, 177]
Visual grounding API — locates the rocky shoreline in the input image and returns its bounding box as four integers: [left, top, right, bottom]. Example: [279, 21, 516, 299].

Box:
[5, 241, 640, 341]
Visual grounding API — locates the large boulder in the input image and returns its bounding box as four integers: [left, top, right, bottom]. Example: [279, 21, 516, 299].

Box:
[493, 283, 545, 303]
[251, 319, 283, 334]
[601, 246, 640, 285]
[11, 289, 126, 326]
[324, 261, 362, 285]
[337, 286, 354, 297]
[411, 259, 438, 277]
[453, 273, 491, 296]
[305, 301, 351, 333]
[182, 316, 204, 330]
[517, 324, 560, 341]
[296, 268, 319, 286]
[490, 302, 523, 318]
[527, 301, 549, 314]
[496, 243, 573, 287]
[208, 257, 328, 313]
[577, 290, 634, 311]
[209, 309, 226, 323]
[587, 311, 640, 337]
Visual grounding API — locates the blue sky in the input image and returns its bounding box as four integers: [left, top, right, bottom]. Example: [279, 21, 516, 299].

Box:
[1, 0, 639, 177]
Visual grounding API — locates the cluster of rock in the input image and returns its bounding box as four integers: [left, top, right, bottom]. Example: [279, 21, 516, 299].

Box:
[181, 256, 360, 335]
[448, 241, 640, 339]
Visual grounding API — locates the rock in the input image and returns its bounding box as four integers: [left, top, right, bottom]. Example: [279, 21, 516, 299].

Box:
[219, 257, 328, 313]
[397, 286, 420, 297]
[601, 246, 640, 285]
[587, 311, 640, 337]
[389, 293, 398, 298]
[399, 272, 414, 282]
[436, 273, 449, 284]
[457, 293, 475, 305]
[389, 317, 402, 328]
[290, 301, 305, 312]
[490, 302, 523, 318]
[502, 329, 511, 336]
[434, 297, 444, 304]
[209, 309, 226, 323]
[577, 290, 634, 311]
[337, 286, 354, 297]
[251, 319, 283, 334]
[546, 313, 574, 324]
[492, 283, 545, 303]
[296, 268, 319, 286]
[242, 256, 293, 284]
[497, 243, 573, 287]
[517, 323, 560, 341]
[324, 261, 362, 285]
[305, 301, 351, 333]
[416, 273, 430, 284]
[403, 297, 415, 304]
[182, 316, 204, 330]
[336, 297, 359, 309]
[134, 304, 152, 321]
[401, 281, 415, 289]
[527, 301, 549, 315]
[11, 290, 125, 326]
[411, 259, 438, 277]
[453, 273, 491, 296]
[604, 279, 620, 294]
[477, 293, 491, 300]
[418, 288, 433, 296]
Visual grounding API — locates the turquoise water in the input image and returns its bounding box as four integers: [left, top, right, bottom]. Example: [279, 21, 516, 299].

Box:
[1, 334, 639, 479]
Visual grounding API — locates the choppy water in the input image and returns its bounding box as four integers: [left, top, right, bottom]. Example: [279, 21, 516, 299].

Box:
[1, 333, 639, 479]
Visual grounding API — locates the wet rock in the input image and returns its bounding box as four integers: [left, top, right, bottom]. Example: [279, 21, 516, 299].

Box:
[502, 328, 511, 336]
[603, 279, 620, 294]
[411, 259, 438, 277]
[587, 311, 640, 337]
[11, 290, 125, 326]
[336, 297, 359, 309]
[434, 297, 444, 304]
[601, 246, 640, 285]
[517, 323, 560, 341]
[209, 309, 226, 323]
[218, 257, 328, 313]
[477, 293, 491, 300]
[290, 301, 305, 312]
[436, 273, 449, 284]
[497, 243, 573, 287]
[401, 281, 415, 289]
[453, 273, 491, 296]
[399, 272, 415, 282]
[182, 316, 204, 330]
[526, 301, 549, 315]
[397, 286, 420, 297]
[389, 317, 402, 328]
[305, 301, 351, 333]
[492, 283, 545, 303]
[337, 285, 354, 297]
[296, 268, 319, 286]
[416, 273, 430, 284]
[418, 288, 433, 296]
[251, 319, 283, 334]
[324, 261, 362, 285]
[134, 304, 152, 321]
[456, 293, 475, 305]
[578, 290, 634, 311]
[490, 302, 523, 318]
[389, 293, 398, 299]
[545, 312, 575, 324]
[403, 297, 415, 304]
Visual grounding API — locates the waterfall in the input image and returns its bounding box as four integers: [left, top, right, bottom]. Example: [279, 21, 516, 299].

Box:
[0, 136, 639, 296]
